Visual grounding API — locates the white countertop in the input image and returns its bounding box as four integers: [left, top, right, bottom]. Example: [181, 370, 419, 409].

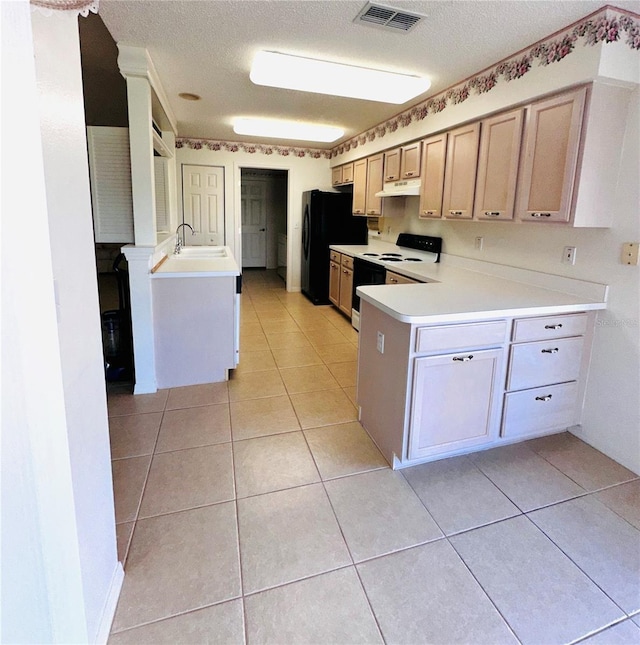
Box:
[331, 240, 607, 324]
[152, 246, 241, 278]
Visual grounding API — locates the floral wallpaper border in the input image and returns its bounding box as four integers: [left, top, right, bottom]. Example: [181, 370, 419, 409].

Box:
[30, 0, 99, 17]
[330, 7, 640, 158]
[175, 138, 332, 160]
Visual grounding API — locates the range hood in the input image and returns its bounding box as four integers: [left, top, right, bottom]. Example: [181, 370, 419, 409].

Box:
[375, 178, 421, 197]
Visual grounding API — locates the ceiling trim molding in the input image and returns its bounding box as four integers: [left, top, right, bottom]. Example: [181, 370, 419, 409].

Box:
[331, 6, 640, 158]
[176, 138, 332, 159]
[30, 0, 98, 17]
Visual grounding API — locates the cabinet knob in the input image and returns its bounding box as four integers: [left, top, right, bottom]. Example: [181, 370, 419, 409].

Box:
[544, 324, 563, 330]
[452, 355, 474, 362]
[343, 270, 349, 274]
[531, 212, 552, 218]
[535, 394, 553, 402]
[485, 211, 500, 217]
[541, 347, 559, 354]
[405, 171, 414, 177]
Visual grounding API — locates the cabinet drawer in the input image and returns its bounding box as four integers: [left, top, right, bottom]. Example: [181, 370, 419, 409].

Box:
[330, 250, 341, 263]
[507, 336, 583, 391]
[502, 381, 579, 438]
[512, 313, 587, 342]
[341, 254, 354, 270]
[416, 320, 507, 354]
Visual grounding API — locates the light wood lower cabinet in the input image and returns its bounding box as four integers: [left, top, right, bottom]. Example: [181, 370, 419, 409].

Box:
[329, 253, 341, 307]
[502, 312, 589, 439]
[357, 303, 594, 468]
[329, 251, 354, 318]
[408, 348, 503, 460]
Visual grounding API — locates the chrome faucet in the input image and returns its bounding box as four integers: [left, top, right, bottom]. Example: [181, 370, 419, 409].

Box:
[174, 223, 195, 254]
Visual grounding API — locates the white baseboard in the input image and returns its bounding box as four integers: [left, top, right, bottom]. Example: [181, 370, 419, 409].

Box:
[95, 562, 124, 644]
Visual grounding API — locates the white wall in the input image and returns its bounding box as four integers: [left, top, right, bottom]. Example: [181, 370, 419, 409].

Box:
[32, 7, 120, 641]
[176, 148, 331, 289]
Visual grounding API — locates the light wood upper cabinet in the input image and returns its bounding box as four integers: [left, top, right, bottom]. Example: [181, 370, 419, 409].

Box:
[443, 122, 481, 219]
[418, 133, 448, 219]
[341, 162, 354, 183]
[365, 153, 384, 217]
[383, 148, 401, 182]
[517, 87, 586, 223]
[474, 108, 524, 221]
[352, 158, 368, 215]
[401, 141, 422, 179]
[332, 163, 354, 186]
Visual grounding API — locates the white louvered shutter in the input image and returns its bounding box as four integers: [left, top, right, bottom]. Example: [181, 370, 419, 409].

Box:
[154, 157, 169, 233]
[87, 126, 134, 243]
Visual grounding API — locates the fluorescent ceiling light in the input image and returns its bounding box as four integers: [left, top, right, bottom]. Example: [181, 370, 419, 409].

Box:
[250, 51, 431, 104]
[233, 117, 344, 143]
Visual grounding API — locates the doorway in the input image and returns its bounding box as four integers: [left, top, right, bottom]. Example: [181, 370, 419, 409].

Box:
[240, 169, 288, 278]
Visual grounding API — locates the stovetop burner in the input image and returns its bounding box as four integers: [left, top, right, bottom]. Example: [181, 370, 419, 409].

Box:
[362, 253, 379, 257]
[404, 258, 423, 262]
[381, 257, 403, 262]
[381, 253, 402, 257]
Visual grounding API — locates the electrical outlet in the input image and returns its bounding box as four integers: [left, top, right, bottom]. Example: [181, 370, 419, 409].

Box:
[475, 236, 484, 250]
[563, 246, 577, 265]
[622, 242, 639, 265]
[376, 331, 385, 354]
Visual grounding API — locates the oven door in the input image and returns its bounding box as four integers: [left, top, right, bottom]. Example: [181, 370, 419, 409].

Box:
[352, 257, 386, 321]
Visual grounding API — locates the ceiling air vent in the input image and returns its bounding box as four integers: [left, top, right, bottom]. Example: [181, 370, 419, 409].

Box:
[355, 2, 424, 33]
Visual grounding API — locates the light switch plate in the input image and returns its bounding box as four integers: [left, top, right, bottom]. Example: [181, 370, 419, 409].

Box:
[376, 331, 385, 354]
[563, 246, 577, 265]
[622, 242, 639, 265]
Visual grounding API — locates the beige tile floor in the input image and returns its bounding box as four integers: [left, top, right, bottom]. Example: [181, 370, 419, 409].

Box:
[107, 269, 640, 645]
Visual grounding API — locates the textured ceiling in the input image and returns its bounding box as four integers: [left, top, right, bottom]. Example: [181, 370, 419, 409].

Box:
[98, 0, 640, 148]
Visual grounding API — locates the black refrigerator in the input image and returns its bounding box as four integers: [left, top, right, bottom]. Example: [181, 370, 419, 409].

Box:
[301, 190, 368, 305]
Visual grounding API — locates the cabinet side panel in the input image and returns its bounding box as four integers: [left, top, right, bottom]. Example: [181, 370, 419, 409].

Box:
[357, 301, 411, 465]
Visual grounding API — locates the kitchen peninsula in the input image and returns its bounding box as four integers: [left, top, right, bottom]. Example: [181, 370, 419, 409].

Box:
[334, 240, 607, 469]
[151, 247, 241, 389]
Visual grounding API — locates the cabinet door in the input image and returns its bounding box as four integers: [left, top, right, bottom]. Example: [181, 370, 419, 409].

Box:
[352, 158, 368, 215]
[338, 266, 353, 316]
[401, 141, 422, 179]
[365, 153, 384, 216]
[408, 348, 502, 459]
[474, 108, 523, 221]
[341, 163, 354, 184]
[329, 259, 340, 306]
[332, 167, 343, 186]
[517, 87, 587, 223]
[442, 122, 480, 220]
[383, 148, 401, 182]
[418, 133, 447, 219]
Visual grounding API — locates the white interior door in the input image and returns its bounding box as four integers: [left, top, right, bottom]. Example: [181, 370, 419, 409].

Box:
[182, 164, 225, 246]
[241, 179, 267, 267]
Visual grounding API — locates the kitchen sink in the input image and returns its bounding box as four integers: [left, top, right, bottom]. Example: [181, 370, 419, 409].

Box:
[173, 246, 228, 259]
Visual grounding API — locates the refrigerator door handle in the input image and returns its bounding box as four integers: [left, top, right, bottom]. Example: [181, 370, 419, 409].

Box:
[302, 205, 310, 259]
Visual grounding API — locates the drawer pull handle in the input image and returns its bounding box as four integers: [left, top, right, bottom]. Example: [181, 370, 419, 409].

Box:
[453, 355, 474, 362]
[544, 324, 563, 330]
[541, 347, 559, 354]
[535, 394, 553, 402]
[450, 210, 463, 216]
[386, 175, 395, 180]
[485, 211, 501, 217]
[531, 212, 552, 218]
[405, 171, 415, 177]
[389, 278, 398, 283]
